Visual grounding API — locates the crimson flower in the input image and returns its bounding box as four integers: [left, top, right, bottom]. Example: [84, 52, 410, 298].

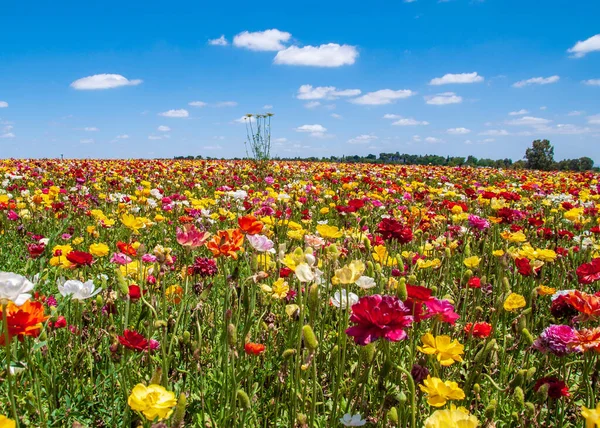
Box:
[534, 377, 570, 399]
[27, 243, 46, 259]
[515, 257, 535, 277]
[118, 329, 159, 352]
[376, 218, 413, 243]
[345, 295, 413, 346]
[464, 322, 492, 338]
[404, 284, 433, 322]
[576, 258, 600, 284]
[66, 251, 94, 267]
[467, 277, 481, 288]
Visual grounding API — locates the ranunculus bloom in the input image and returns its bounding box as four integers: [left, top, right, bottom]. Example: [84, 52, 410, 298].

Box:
[0, 272, 35, 306]
[176, 223, 211, 248]
[419, 375, 465, 407]
[404, 284, 434, 322]
[417, 333, 464, 366]
[467, 214, 490, 231]
[244, 342, 266, 355]
[188, 257, 218, 277]
[117, 241, 137, 257]
[58, 279, 101, 300]
[534, 377, 570, 399]
[118, 329, 159, 352]
[463, 322, 492, 338]
[0, 300, 49, 344]
[532, 325, 576, 357]
[577, 258, 600, 284]
[467, 277, 481, 288]
[246, 234, 275, 253]
[128, 383, 177, 421]
[27, 243, 46, 259]
[66, 251, 94, 267]
[422, 299, 460, 325]
[238, 215, 264, 235]
[207, 229, 244, 259]
[376, 218, 413, 243]
[345, 294, 413, 345]
[424, 405, 478, 428]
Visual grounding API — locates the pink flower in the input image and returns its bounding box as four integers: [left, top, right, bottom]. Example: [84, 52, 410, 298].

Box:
[111, 252, 132, 265]
[246, 234, 275, 252]
[468, 215, 490, 231]
[422, 298, 460, 325]
[176, 224, 211, 248]
[141, 254, 157, 263]
[345, 295, 413, 346]
[7, 210, 19, 221]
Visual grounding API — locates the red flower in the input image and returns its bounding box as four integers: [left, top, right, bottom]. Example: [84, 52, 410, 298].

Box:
[117, 241, 137, 257]
[128, 285, 146, 302]
[118, 329, 159, 352]
[66, 251, 94, 267]
[515, 257, 536, 277]
[244, 342, 266, 355]
[27, 243, 46, 259]
[53, 315, 67, 329]
[238, 215, 263, 235]
[464, 322, 492, 338]
[346, 295, 413, 346]
[376, 218, 413, 244]
[576, 258, 600, 284]
[534, 377, 570, 399]
[279, 267, 293, 278]
[467, 277, 481, 288]
[404, 284, 433, 322]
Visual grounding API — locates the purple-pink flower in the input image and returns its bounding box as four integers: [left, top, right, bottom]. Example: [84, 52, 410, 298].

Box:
[176, 223, 211, 248]
[532, 324, 576, 357]
[246, 234, 275, 253]
[345, 294, 413, 346]
[111, 252, 132, 265]
[468, 215, 490, 231]
[422, 298, 460, 325]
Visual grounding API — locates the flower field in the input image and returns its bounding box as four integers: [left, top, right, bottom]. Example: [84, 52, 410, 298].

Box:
[2, 159, 600, 427]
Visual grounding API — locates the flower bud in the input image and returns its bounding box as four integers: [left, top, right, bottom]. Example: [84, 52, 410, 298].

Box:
[227, 324, 237, 350]
[484, 399, 497, 419]
[397, 278, 407, 301]
[502, 277, 511, 293]
[154, 320, 168, 328]
[359, 343, 376, 364]
[536, 383, 549, 401]
[182, 331, 191, 344]
[514, 386, 524, 408]
[473, 384, 480, 394]
[115, 268, 129, 296]
[296, 413, 307, 425]
[521, 328, 534, 345]
[95, 294, 104, 306]
[474, 339, 496, 364]
[395, 391, 407, 404]
[408, 274, 417, 284]
[282, 349, 296, 359]
[302, 325, 318, 351]
[307, 284, 319, 314]
[524, 402, 535, 417]
[171, 393, 187, 427]
[509, 369, 527, 389]
[150, 368, 162, 385]
[445, 247, 452, 258]
[526, 367, 536, 380]
[236, 389, 251, 410]
[464, 269, 473, 279]
[363, 237, 372, 252]
[366, 261, 374, 277]
[387, 407, 399, 424]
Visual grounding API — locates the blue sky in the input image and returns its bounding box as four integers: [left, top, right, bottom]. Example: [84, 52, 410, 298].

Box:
[1, 0, 599, 161]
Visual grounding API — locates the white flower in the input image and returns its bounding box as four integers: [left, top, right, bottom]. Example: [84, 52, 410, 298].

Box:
[229, 190, 248, 200]
[247, 234, 275, 253]
[355, 276, 376, 289]
[295, 263, 314, 283]
[58, 279, 102, 300]
[330, 290, 358, 309]
[0, 272, 34, 306]
[10, 362, 27, 375]
[340, 413, 366, 426]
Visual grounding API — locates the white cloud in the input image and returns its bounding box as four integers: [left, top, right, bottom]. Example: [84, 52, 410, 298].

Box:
[425, 92, 462, 105]
[295, 124, 327, 137]
[296, 84, 361, 100]
[391, 117, 429, 126]
[3, 125, 13, 132]
[479, 129, 510, 136]
[480, 138, 495, 144]
[189, 101, 207, 107]
[506, 116, 551, 126]
[208, 35, 228, 46]
[568, 111, 584, 116]
[158, 125, 171, 132]
[274, 43, 358, 67]
[540, 106, 547, 110]
[115, 134, 129, 139]
[234, 115, 256, 124]
[70, 74, 142, 90]
[534, 124, 593, 135]
[273, 137, 288, 143]
[447, 127, 471, 134]
[0, 101, 8, 108]
[429, 72, 484, 85]
[588, 115, 600, 125]
[383, 114, 401, 119]
[351, 89, 416, 105]
[83, 127, 98, 131]
[203, 145, 223, 150]
[263, 104, 273, 109]
[583, 79, 600, 86]
[304, 101, 321, 109]
[509, 109, 529, 116]
[425, 137, 443, 143]
[148, 135, 162, 140]
[80, 138, 94, 144]
[217, 101, 238, 107]
[159, 109, 189, 118]
[348, 134, 378, 145]
[331, 113, 343, 119]
[568, 34, 600, 58]
[0, 132, 15, 139]
[233, 29, 291, 51]
[512, 75, 559, 88]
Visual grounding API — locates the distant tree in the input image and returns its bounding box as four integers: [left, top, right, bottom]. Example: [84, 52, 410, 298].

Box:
[579, 157, 594, 171]
[525, 139, 554, 170]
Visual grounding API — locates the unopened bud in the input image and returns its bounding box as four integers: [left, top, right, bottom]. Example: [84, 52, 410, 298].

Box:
[521, 328, 534, 345]
[485, 399, 497, 419]
[397, 278, 407, 301]
[171, 393, 187, 427]
[387, 407, 399, 424]
[236, 389, 251, 410]
[227, 324, 237, 349]
[514, 386, 525, 408]
[302, 325, 318, 351]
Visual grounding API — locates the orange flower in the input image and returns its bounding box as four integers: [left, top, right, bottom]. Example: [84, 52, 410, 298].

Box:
[0, 300, 49, 344]
[572, 327, 600, 353]
[238, 215, 263, 235]
[207, 229, 245, 259]
[564, 290, 600, 321]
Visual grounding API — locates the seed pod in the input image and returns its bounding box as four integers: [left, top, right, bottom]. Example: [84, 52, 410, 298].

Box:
[171, 393, 187, 427]
[227, 324, 237, 349]
[514, 386, 525, 408]
[359, 343, 376, 364]
[502, 277, 511, 293]
[521, 328, 534, 345]
[485, 399, 497, 420]
[282, 349, 296, 359]
[397, 278, 408, 301]
[236, 389, 251, 410]
[307, 284, 319, 314]
[387, 407, 399, 424]
[302, 325, 318, 351]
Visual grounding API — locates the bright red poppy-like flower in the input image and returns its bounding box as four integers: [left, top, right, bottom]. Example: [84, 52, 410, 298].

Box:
[118, 329, 159, 352]
[376, 218, 413, 244]
[244, 342, 266, 355]
[404, 284, 433, 322]
[238, 215, 264, 235]
[534, 377, 570, 399]
[345, 294, 413, 346]
[467, 277, 481, 288]
[563, 290, 600, 321]
[0, 300, 50, 344]
[515, 257, 537, 277]
[117, 241, 137, 257]
[463, 322, 492, 338]
[576, 258, 600, 284]
[66, 251, 94, 267]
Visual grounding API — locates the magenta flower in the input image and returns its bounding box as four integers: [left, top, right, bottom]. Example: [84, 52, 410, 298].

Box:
[345, 295, 414, 346]
[468, 214, 490, 231]
[141, 253, 157, 263]
[176, 224, 211, 248]
[111, 252, 132, 265]
[532, 325, 576, 357]
[422, 298, 460, 325]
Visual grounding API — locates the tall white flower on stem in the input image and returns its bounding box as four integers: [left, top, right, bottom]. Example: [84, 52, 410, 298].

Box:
[58, 279, 102, 300]
[0, 272, 34, 306]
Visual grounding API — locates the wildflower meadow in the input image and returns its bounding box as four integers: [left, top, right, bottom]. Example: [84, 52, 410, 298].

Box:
[2, 159, 600, 427]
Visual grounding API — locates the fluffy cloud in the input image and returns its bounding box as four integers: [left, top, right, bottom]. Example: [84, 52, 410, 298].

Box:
[348, 134, 378, 145]
[425, 92, 462, 105]
[0, 132, 15, 139]
[512, 76, 559, 88]
[506, 116, 551, 126]
[447, 127, 471, 134]
[534, 124, 593, 135]
[304, 101, 321, 109]
[296, 85, 361, 100]
[388, 116, 429, 126]
[80, 138, 94, 144]
[429, 72, 484, 85]
[0, 101, 8, 108]
[263, 104, 273, 109]
[274, 44, 358, 67]
[351, 89, 415, 105]
[159, 109, 189, 118]
[295, 124, 327, 137]
[583, 79, 600, 86]
[588, 115, 600, 125]
[425, 137, 443, 143]
[208, 35, 228, 46]
[568, 111, 584, 116]
[568, 34, 600, 58]
[479, 129, 510, 136]
[331, 113, 342, 119]
[158, 125, 171, 132]
[234, 115, 256, 124]
[70, 74, 142, 90]
[115, 134, 129, 139]
[83, 127, 98, 131]
[216, 101, 238, 107]
[188, 101, 207, 107]
[509, 109, 529, 116]
[233, 29, 291, 51]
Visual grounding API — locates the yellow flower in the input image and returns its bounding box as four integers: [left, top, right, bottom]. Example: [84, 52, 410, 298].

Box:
[89, 243, 110, 257]
[417, 258, 442, 270]
[165, 285, 183, 304]
[424, 405, 479, 428]
[463, 256, 481, 269]
[564, 207, 584, 222]
[537, 285, 556, 296]
[121, 213, 147, 232]
[332, 260, 365, 284]
[261, 278, 289, 299]
[287, 229, 306, 240]
[127, 383, 177, 421]
[319, 207, 330, 215]
[72, 236, 84, 245]
[0, 415, 16, 428]
[372, 245, 397, 267]
[503, 292, 526, 312]
[582, 403, 600, 428]
[492, 249, 505, 257]
[417, 333, 464, 366]
[500, 230, 527, 243]
[316, 224, 343, 240]
[419, 376, 465, 407]
[49, 244, 74, 268]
